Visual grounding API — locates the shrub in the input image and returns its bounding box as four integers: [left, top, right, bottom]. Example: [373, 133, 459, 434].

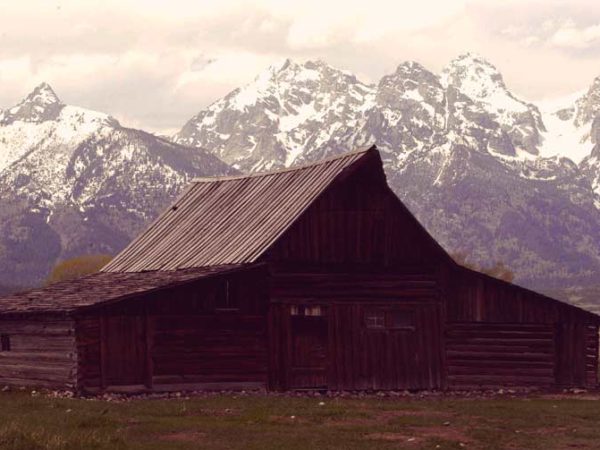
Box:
[46, 254, 112, 285]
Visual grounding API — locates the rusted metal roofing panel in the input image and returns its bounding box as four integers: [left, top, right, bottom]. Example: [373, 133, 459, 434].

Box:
[0, 265, 250, 314]
[102, 146, 376, 272]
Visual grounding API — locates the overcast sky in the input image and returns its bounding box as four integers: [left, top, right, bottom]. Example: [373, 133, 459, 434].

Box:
[1, 0, 599, 134]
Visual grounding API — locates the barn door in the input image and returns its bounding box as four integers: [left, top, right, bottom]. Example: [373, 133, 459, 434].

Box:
[103, 316, 148, 386]
[360, 304, 442, 390]
[289, 305, 328, 389]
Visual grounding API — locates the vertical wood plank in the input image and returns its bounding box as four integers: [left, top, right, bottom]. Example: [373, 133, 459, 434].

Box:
[99, 315, 108, 390]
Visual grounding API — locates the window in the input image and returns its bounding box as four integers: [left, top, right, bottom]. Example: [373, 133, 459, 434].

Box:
[291, 305, 323, 317]
[305, 306, 322, 317]
[365, 312, 385, 329]
[389, 311, 415, 330]
[364, 309, 415, 331]
[215, 281, 238, 312]
[1, 335, 10, 352]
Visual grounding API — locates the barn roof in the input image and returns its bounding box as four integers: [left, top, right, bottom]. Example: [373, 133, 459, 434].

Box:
[0, 265, 250, 314]
[103, 146, 378, 272]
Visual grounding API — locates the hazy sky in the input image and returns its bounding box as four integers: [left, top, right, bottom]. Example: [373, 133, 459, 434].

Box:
[1, 0, 599, 133]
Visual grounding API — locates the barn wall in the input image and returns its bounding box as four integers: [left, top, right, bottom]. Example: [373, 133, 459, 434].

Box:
[75, 267, 269, 393]
[265, 160, 443, 267]
[0, 316, 76, 389]
[268, 270, 444, 391]
[445, 323, 556, 388]
[445, 267, 599, 389]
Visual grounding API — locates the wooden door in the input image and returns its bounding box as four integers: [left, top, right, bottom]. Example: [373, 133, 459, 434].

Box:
[103, 316, 148, 386]
[328, 303, 443, 391]
[289, 305, 328, 389]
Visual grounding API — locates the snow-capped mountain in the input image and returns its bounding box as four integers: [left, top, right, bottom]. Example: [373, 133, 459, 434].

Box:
[175, 53, 600, 289]
[176, 59, 376, 170]
[0, 83, 233, 288]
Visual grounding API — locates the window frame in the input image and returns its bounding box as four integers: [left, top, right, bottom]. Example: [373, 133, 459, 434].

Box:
[364, 311, 386, 329]
[290, 304, 325, 317]
[363, 308, 416, 331]
[214, 280, 240, 313]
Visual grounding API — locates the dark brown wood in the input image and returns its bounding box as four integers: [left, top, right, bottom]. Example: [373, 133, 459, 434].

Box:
[289, 312, 328, 388]
[100, 316, 107, 389]
[145, 312, 153, 389]
[446, 323, 556, 389]
[0, 318, 76, 389]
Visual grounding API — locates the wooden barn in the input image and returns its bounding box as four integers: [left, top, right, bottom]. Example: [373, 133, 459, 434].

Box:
[0, 145, 597, 394]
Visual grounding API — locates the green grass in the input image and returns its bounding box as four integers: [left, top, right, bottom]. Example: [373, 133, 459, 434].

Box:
[0, 391, 600, 449]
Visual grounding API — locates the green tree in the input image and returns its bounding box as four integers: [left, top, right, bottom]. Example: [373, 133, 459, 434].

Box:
[46, 254, 112, 285]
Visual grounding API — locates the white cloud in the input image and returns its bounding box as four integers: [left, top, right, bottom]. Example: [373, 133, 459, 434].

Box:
[551, 20, 600, 49]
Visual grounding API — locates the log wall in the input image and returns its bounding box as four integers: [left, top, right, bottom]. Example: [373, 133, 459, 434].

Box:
[445, 323, 556, 388]
[75, 266, 269, 393]
[444, 267, 599, 389]
[0, 316, 76, 389]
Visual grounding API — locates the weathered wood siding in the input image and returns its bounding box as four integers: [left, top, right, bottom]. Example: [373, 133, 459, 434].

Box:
[0, 316, 76, 389]
[151, 314, 266, 387]
[264, 158, 444, 267]
[446, 323, 556, 388]
[75, 267, 269, 392]
[268, 270, 443, 391]
[445, 267, 599, 389]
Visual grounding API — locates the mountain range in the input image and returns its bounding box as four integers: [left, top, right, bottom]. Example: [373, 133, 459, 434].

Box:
[1, 54, 599, 309]
[0, 83, 233, 288]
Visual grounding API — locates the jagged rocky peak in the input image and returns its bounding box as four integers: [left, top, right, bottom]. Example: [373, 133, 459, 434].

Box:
[0, 82, 64, 125]
[575, 75, 600, 127]
[377, 60, 445, 117]
[442, 52, 507, 95]
[259, 58, 367, 94]
[25, 82, 61, 105]
[392, 61, 439, 82]
[440, 52, 533, 115]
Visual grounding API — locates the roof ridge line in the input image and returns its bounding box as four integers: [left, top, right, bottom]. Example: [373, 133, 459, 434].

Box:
[192, 145, 376, 183]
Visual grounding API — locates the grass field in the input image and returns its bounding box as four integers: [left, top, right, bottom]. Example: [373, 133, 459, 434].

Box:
[1, 391, 600, 449]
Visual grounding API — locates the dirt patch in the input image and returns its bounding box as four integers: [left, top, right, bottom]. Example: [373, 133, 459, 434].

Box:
[326, 409, 453, 428]
[326, 416, 377, 427]
[417, 426, 470, 443]
[367, 426, 470, 446]
[377, 410, 453, 419]
[193, 407, 240, 417]
[269, 415, 310, 425]
[366, 432, 414, 442]
[159, 431, 206, 442]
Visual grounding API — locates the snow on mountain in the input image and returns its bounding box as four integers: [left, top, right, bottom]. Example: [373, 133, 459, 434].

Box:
[175, 59, 376, 171]
[175, 54, 600, 289]
[0, 84, 233, 287]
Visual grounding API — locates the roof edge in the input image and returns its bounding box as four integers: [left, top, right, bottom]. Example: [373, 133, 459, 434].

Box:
[191, 145, 377, 183]
[76, 263, 263, 313]
[458, 265, 600, 321]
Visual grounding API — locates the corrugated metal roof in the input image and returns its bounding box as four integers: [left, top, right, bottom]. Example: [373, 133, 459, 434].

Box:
[103, 146, 377, 272]
[0, 265, 250, 314]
